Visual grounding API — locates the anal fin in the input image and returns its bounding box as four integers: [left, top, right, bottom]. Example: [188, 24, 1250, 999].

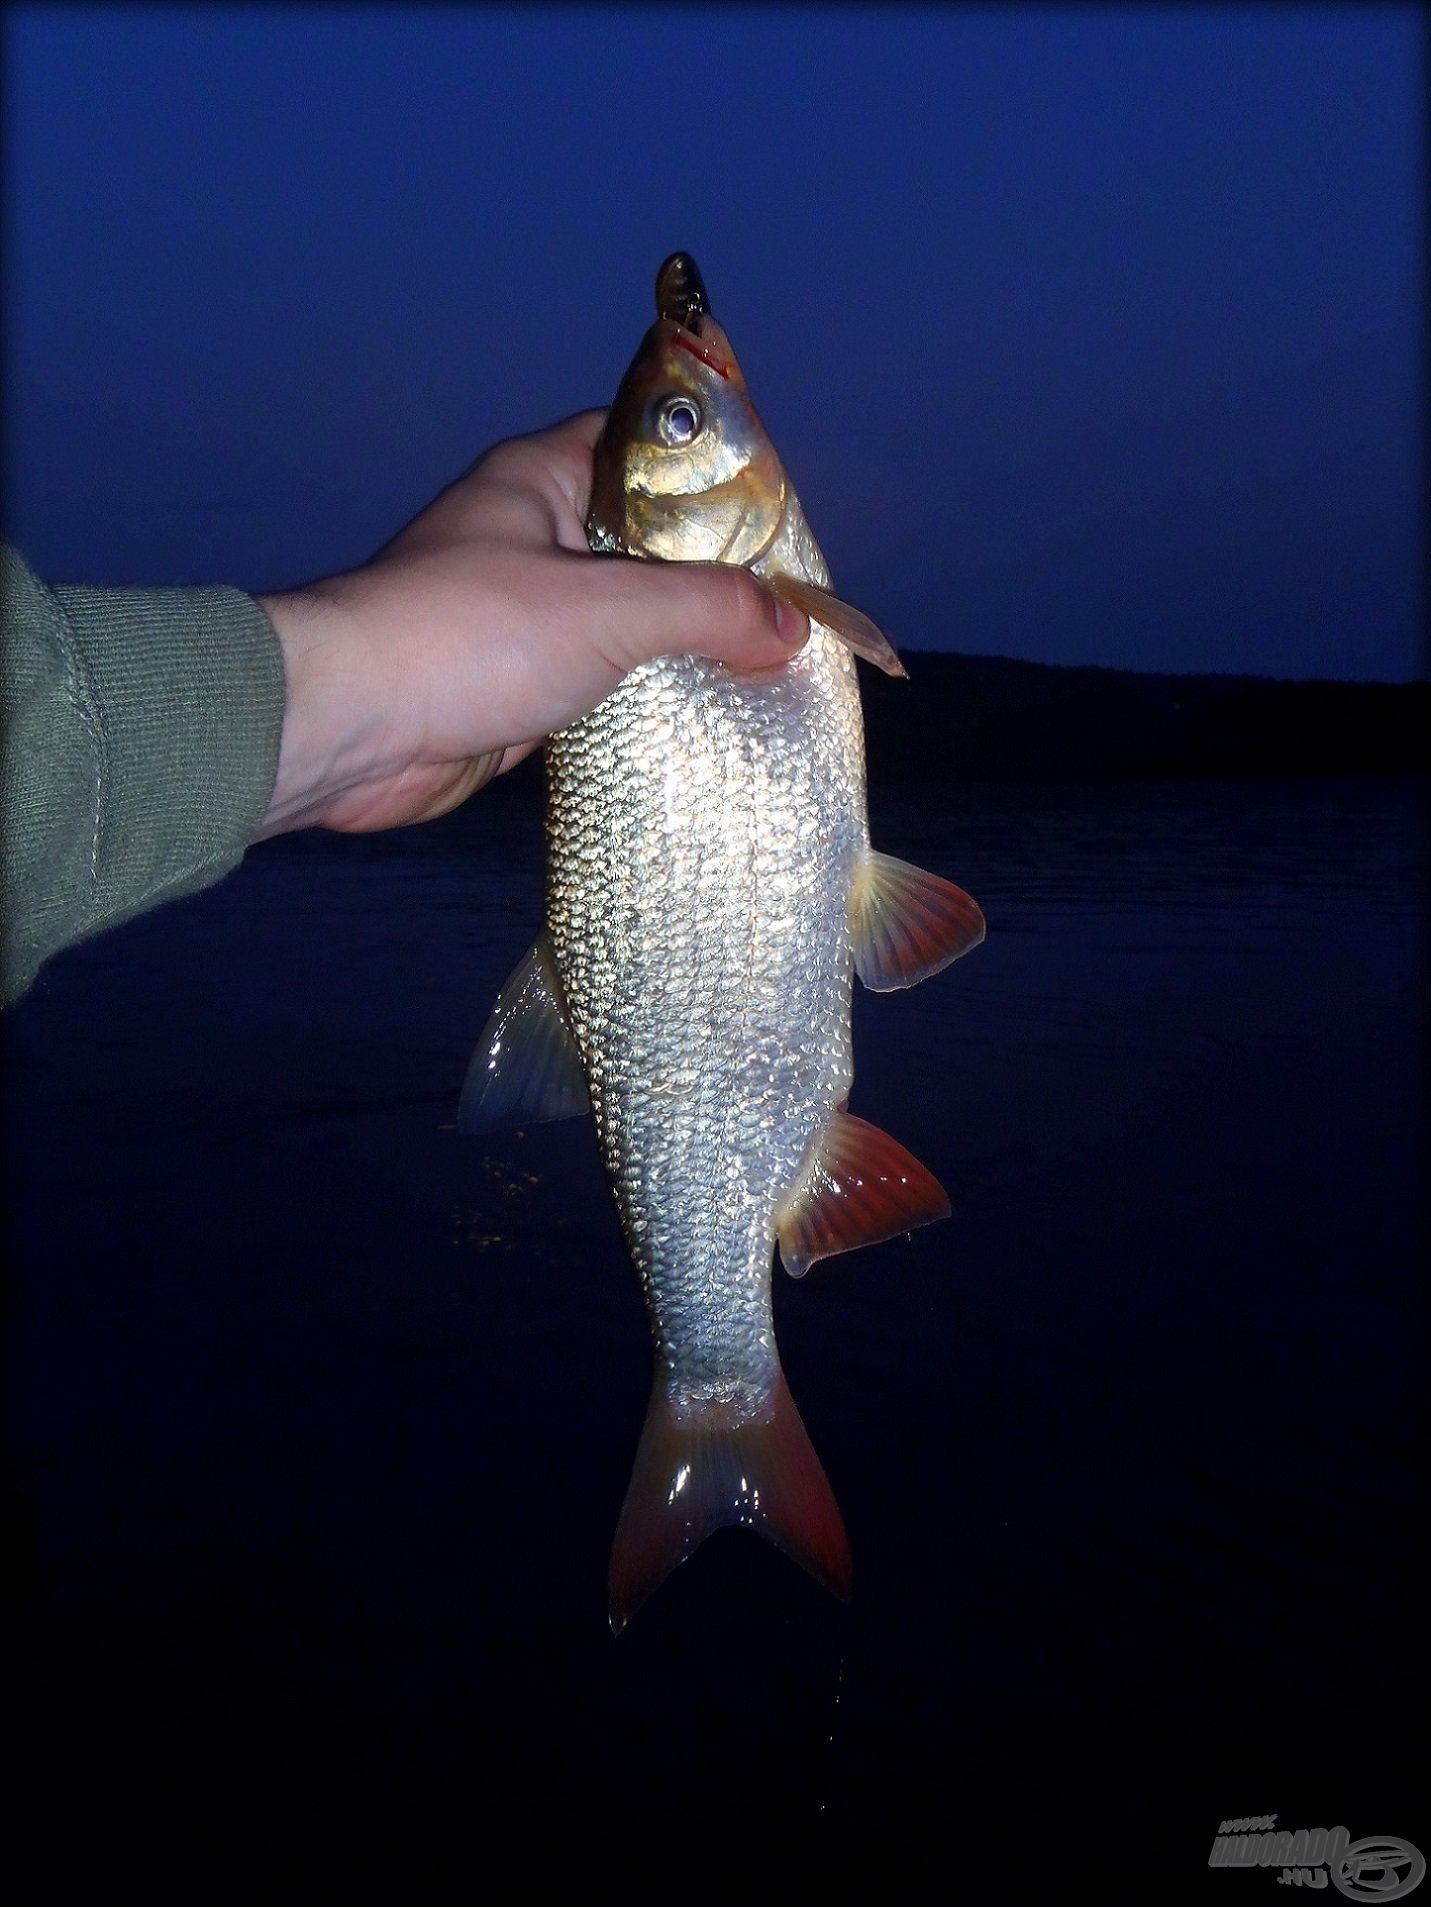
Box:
[776, 1110, 950, 1278]
[853, 850, 986, 991]
[458, 933, 590, 1135]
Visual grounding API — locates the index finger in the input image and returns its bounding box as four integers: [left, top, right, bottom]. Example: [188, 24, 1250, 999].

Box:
[512, 409, 609, 535]
[549, 408, 608, 449]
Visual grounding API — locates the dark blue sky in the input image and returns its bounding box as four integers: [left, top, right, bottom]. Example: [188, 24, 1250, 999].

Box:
[4, 4, 1423, 680]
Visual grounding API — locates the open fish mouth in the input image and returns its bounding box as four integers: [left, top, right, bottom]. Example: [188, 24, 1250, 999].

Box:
[656, 251, 709, 328]
[656, 251, 733, 380]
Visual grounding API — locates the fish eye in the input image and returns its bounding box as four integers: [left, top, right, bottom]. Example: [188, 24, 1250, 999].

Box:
[657, 396, 702, 447]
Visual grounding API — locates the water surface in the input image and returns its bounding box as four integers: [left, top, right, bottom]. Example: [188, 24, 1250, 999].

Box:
[5, 774, 1423, 1882]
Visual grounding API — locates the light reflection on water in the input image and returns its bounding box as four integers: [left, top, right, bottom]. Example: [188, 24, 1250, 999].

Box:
[5, 773, 1423, 1876]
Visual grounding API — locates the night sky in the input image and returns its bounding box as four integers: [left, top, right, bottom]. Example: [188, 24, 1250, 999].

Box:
[3, 4, 1423, 681]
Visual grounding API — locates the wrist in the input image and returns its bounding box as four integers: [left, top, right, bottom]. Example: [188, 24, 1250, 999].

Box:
[253, 580, 396, 838]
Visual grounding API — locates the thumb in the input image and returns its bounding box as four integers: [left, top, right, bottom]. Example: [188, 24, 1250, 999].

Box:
[580, 557, 810, 672]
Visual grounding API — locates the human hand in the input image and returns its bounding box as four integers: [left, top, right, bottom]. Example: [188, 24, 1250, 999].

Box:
[254, 410, 809, 836]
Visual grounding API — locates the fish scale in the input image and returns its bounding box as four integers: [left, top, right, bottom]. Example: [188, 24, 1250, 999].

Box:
[546, 600, 865, 1406]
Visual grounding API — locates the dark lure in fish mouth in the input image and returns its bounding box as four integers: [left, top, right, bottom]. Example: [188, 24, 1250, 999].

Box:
[656, 251, 709, 329]
[656, 252, 733, 380]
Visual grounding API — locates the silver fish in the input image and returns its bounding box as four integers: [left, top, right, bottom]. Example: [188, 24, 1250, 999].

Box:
[462, 255, 984, 1631]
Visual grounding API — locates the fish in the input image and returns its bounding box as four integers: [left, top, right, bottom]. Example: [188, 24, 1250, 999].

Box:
[460, 253, 985, 1632]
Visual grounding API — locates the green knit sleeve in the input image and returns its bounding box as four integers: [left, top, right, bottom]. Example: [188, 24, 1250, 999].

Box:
[1, 541, 287, 1004]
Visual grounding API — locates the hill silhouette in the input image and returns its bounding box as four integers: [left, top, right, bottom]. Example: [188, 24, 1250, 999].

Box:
[860, 651, 1427, 780]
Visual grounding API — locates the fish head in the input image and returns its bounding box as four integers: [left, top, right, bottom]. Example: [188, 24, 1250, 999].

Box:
[588, 264, 788, 567]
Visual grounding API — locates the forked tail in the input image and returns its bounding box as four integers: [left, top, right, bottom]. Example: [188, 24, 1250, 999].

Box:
[608, 1367, 851, 1633]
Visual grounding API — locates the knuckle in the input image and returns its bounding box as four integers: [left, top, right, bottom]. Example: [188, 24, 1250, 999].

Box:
[477, 437, 532, 485]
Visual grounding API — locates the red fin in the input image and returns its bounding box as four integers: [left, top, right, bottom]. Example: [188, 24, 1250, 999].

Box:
[765, 575, 907, 677]
[608, 1371, 851, 1634]
[458, 934, 589, 1135]
[776, 1110, 950, 1278]
[852, 850, 986, 992]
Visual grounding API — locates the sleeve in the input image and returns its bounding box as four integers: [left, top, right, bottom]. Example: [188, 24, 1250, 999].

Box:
[1, 541, 287, 1005]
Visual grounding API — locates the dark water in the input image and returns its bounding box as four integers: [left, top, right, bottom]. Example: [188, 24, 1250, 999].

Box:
[5, 774, 1425, 1885]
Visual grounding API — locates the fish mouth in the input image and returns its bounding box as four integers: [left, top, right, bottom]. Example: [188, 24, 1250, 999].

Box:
[656, 251, 733, 380]
[671, 327, 731, 380]
[656, 251, 709, 328]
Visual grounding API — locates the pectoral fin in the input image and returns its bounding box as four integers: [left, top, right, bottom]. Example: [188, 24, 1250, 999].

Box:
[457, 934, 590, 1135]
[765, 575, 907, 678]
[852, 851, 986, 991]
[776, 1110, 950, 1278]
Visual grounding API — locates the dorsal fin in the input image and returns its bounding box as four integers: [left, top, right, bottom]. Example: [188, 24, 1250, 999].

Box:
[458, 934, 590, 1135]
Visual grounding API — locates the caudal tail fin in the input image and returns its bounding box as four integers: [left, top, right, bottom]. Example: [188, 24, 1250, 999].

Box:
[608, 1369, 851, 1633]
